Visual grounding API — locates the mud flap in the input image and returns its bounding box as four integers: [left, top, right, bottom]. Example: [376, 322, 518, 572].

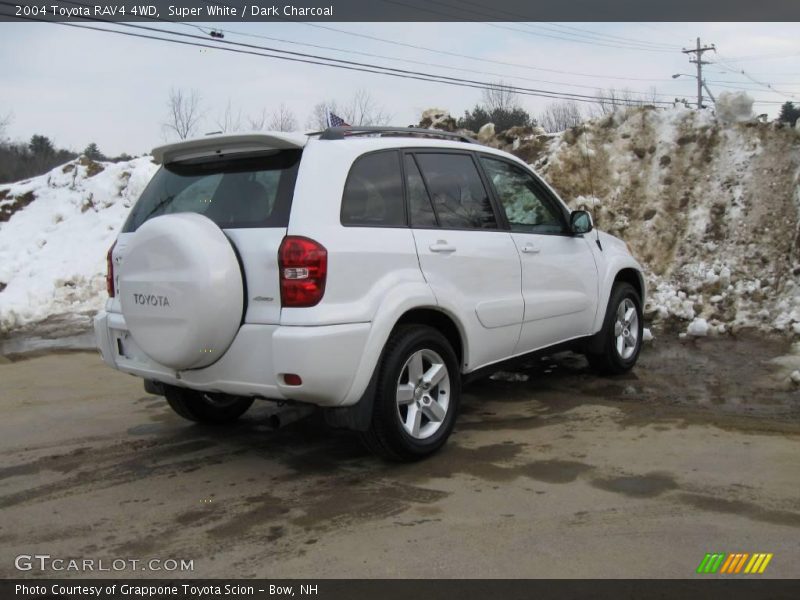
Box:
[323, 363, 380, 432]
[143, 379, 166, 396]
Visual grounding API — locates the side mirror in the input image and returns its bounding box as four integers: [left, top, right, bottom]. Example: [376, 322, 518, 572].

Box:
[570, 210, 593, 234]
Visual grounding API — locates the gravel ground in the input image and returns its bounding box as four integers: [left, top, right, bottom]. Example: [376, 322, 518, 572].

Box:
[0, 334, 798, 578]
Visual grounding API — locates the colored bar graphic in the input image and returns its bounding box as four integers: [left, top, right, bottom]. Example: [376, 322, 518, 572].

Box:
[719, 554, 736, 574]
[734, 553, 749, 573]
[758, 554, 773, 573]
[697, 552, 771, 575]
[696, 553, 712, 574]
[697, 553, 726, 573]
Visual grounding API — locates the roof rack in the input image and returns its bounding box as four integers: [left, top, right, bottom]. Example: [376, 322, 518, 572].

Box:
[311, 126, 479, 145]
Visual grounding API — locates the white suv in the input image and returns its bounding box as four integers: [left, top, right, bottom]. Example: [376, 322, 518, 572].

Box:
[94, 127, 645, 460]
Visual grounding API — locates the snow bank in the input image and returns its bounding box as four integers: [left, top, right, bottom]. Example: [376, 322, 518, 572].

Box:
[479, 105, 800, 338]
[715, 91, 754, 124]
[0, 156, 157, 333]
[2, 104, 800, 339]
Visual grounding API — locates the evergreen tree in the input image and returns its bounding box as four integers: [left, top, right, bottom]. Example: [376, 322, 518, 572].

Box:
[28, 134, 55, 156]
[83, 142, 104, 160]
[457, 105, 534, 134]
[777, 102, 800, 126]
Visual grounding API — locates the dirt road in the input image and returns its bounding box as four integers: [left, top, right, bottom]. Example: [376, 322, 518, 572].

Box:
[1, 335, 798, 578]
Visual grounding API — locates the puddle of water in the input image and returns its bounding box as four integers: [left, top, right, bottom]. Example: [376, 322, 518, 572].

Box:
[591, 473, 678, 498]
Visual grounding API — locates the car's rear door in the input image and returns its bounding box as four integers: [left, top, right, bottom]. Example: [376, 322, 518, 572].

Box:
[406, 150, 524, 372]
[478, 154, 599, 354]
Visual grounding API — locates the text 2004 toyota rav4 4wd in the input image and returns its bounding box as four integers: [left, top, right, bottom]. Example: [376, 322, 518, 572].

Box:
[95, 127, 645, 461]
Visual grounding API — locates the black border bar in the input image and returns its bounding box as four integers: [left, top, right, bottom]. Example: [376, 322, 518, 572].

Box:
[4, 579, 800, 600]
[2, 0, 800, 22]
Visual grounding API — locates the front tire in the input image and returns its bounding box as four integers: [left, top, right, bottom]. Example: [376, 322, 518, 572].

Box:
[361, 325, 461, 461]
[586, 282, 643, 375]
[164, 386, 254, 424]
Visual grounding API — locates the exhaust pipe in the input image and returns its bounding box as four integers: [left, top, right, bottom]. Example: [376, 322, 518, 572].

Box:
[268, 404, 315, 429]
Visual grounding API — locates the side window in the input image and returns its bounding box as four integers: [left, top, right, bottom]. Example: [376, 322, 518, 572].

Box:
[480, 157, 565, 234]
[341, 151, 406, 227]
[415, 153, 497, 230]
[404, 154, 437, 228]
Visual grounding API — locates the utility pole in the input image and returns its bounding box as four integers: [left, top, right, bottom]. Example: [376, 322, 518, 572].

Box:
[682, 37, 716, 108]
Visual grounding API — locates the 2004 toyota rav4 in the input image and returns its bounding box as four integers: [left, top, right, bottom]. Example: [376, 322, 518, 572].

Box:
[95, 126, 645, 461]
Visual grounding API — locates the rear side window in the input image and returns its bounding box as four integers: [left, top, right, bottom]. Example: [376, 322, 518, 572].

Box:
[122, 150, 301, 232]
[414, 153, 497, 230]
[341, 151, 405, 227]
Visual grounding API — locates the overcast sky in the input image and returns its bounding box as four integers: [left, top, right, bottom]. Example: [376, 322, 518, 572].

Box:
[1, 21, 798, 155]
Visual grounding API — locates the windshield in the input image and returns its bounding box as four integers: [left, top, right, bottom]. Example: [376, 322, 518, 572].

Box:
[122, 149, 301, 232]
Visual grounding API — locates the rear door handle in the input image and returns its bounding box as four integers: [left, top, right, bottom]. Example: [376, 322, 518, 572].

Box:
[429, 240, 456, 253]
[521, 243, 540, 254]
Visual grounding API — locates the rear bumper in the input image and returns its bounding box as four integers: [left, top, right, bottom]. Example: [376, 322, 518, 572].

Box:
[94, 311, 370, 407]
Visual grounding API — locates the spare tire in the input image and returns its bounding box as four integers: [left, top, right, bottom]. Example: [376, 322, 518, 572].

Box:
[118, 213, 244, 371]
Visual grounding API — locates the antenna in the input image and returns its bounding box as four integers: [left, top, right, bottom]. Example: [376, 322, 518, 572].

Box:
[580, 121, 602, 251]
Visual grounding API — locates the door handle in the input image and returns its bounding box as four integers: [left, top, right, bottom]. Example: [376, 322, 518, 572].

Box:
[429, 240, 456, 253]
[521, 244, 540, 254]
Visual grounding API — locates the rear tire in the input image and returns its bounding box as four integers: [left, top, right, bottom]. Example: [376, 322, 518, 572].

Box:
[164, 386, 254, 424]
[586, 282, 643, 375]
[360, 325, 461, 461]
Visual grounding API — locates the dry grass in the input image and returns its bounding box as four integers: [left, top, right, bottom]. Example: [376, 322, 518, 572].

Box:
[0, 190, 35, 222]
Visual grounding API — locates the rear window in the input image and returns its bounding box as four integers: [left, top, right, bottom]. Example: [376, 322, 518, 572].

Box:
[123, 150, 301, 232]
[340, 151, 406, 227]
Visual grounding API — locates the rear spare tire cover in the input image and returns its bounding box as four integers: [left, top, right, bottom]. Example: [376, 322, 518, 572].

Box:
[118, 213, 244, 371]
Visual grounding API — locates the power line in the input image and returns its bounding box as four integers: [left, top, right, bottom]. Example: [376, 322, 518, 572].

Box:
[21, 0, 680, 106]
[198, 0, 683, 83]
[170, 22, 686, 99]
[540, 22, 680, 50]
[6, 2, 791, 108]
[1, 10, 677, 107]
[720, 50, 800, 63]
[436, 0, 682, 50]
[715, 54, 799, 100]
[376, 0, 679, 53]
[284, 21, 682, 82]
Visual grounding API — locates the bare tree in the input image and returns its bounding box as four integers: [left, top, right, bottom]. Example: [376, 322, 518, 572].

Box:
[538, 100, 584, 133]
[644, 86, 660, 106]
[268, 103, 298, 131]
[247, 109, 268, 130]
[214, 100, 242, 133]
[162, 88, 203, 140]
[306, 100, 338, 130]
[0, 113, 11, 142]
[592, 87, 655, 116]
[306, 91, 391, 129]
[481, 81, 520, 113]
[340, 89, 392, 126]
[0, 112, 10, 140]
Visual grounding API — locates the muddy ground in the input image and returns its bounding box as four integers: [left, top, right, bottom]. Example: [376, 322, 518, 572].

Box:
[0, 334, 798, 578]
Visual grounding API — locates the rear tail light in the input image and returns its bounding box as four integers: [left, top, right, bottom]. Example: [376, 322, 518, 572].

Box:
[278, 236, 327, 307]
[106, 241, 117, 297]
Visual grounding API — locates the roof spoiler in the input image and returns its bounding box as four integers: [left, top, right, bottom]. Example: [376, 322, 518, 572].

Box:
[151, 132, 307, 164]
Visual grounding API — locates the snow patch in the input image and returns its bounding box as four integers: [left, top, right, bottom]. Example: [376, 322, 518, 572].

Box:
[715, 91, 754, 124]
[0, 157, 158, 333]
[687, 318, 710, 337]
